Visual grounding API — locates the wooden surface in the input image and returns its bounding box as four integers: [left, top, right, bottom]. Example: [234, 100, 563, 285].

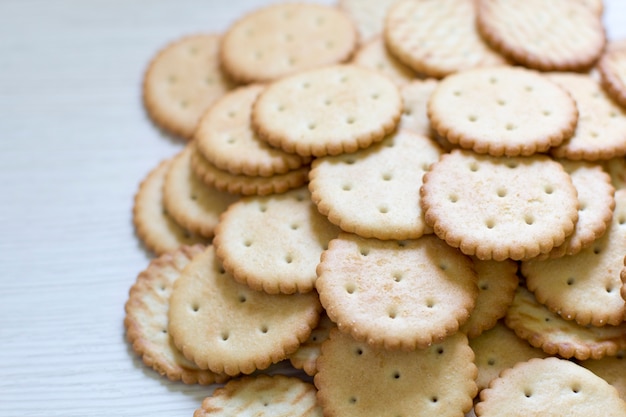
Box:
[0, 1, 625, 416]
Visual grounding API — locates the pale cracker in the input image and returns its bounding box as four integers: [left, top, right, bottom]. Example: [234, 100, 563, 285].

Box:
[193, 374, 322, 417]
[143, 34, 233, 140]
[548, 73, 626, 161]
[421, 149, 579, 261]
[315, 329, 477, 417]
[289, 312, 334, 377]
[599, 43, 626, 109]
[309, 130, 442, 240]
[427, 66, 578, 157]
[338, 0, 401, 43]
[475, 357, 626, 417]
[213, 187, 340, 295]
[168, 245, 321, 376]
[521, 189, 626, 327]
[580, 351, 626, 402]
[398, 79, 438, 138]
[460, 258, 519, 339]
[316, 233, 478, 351]
[132, 158, 209, 256]
[190, 142, 309, 196]
[351, 36, 417, 87]
[219, 3, 357, 84]
[194, 84, 309, 177]
[476, 0, 606, 72]
[505, 286, 626, 360]
[251, 64, 402, 157]
[470, 321, 548, 392]
[537, 160, 615, 260]
[163, 146, 238, 239]
[384, 0, 507, 79]
[124, 245, 228, 384]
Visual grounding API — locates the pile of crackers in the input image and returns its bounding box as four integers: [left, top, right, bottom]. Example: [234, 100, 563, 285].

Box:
[125, 0, 626, 416]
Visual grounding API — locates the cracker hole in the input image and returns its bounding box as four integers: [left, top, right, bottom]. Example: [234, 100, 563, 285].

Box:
[497, 99, 506, 106]
[439, 263, 448, 271]
[260, 324, 269, 334]
[180, 100, 189, 109]
[346, 283, 356, 294]
[497, 188, 507, 197]
[525, 86, 534, 92]
[290, 223, 299, 230]
[545, 317, 551, 322]
[480, 283, 489, 290]
[430, 396, 438, 403]
[426, 299, 435, 308]
[259, 205, 267, 212]
[382, 172, 393, 181]
[302, 82, 311, 89]
[572, 384, 581, 394]
[489, 77, 497, 84]
[339, 75, 348, 83]
[284, 33, 294, 42]
[205, 77, 214, 85]
[524, 389, 532, 398]
[355, 348, 363, 356]
[469, 162, 479, 172]
[244, 239, 253, 247]
[346, 116, 356, 125]
[620, 216, 626, 225]
[190, 194, 197, 201]
[285, 254, 293, 264]
[342, 183, 352, 191]
[525, 214, 535, 225]
[485, 219, 495, 229]
[487, 358, 496, 366]
[168, 75, 177, 84]
[277, 105, 285, 112]
[349, 397, 357, 404]
[221, 331, 229, 341]
[436, 347, 444, 355]
[325, 40, 334, 49]
[344, 157, 356, 165]
[393, 272, 403, 282]
[226, 137, 236, 144]
[453, 90, 462, 96]
[183, 230, 191, 239]
[610, 111, 618, 118]
[593, 247, 601, 254]
[392, 371, 401, 379]
[606, 285, 614, 293]
[189, 47, 198, 55]
[238, 295, 247, 303]
[567, 277, 575, 286]
[308, 123, 316, 130]
[219, 267, 226, 274]
[544, 185, 554, 194]
[379, 205, 389, 214]
[449, 194, 458, 203]
[468, 115, 478, 122]
[506, 161, 518, 168]
[324, 98, 332, 106]
[228, 111, 236, 118]
[543, 110, 551, 116]
[404, 108, 413, 116]
[161, 329, 167, 334]
[360, 247, 370, 256]
[421, 162, 430, 171]
[505, 123, 516, 131]
[315, 15, 325, 26]
[371, 93, 380, 100]
[591, 131, 599, 138]
[287, 57, 296, 66]
[388, 310, 397, 319]
[254, 51, 263, 60]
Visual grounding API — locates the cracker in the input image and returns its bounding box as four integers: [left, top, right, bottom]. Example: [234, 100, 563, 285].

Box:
[476, 0, 606, 72]
[460, 259, 519, 339]
[190, 142, 309, 196]
[213, 187, 339, 295]
[194, 84, 309, 177]
[384, 0, 507, 79]
[219, 3, 357, 84]
[133, 158, 209, 255]
[124, 245, 228, 384]
[168, 245, 322, 376]
[289, 312, 334, 377]
[521, 189, 626, 327]
[316, 233, 478, 351]
[315, 329, 477, 417]
[427, 66, 578, 157]
[351, 36, 417, 87]
[548, 73, 626, 161]
[470, 321, 548, 392]
[580, 351, 626, 402]
[599, 43, 626, 109]
[251, 64, 402, 157]
[505, 286, 626, 360]
[309, 130, 442, 240]
[143, 34, 233, 140]
[193, 374, 322, 417]
[603, 157, 626, 190]
[398, 79, 439, 138]
[338, 0, 400, 43]
[420, 149, 579, 261]
[162, 146, 238, 239]
[536, 160, 615, 260]
[475, 357, 626, 417]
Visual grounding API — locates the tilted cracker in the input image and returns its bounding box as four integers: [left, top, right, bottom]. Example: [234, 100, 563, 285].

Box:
[351, 36, 417, 87]
[428, 66, 578, 157]
[194, 84, 309, 177]
[190, 142, 309, 196]
[124, 245, 228, 384]
[309, 130, 442, 240]
[505, 286, 626, 360]
[460, 259, 518, 339]
[316, 233, 478, 351]
[132, 158, 209, 256]
[193, 374, 322, 417]
[213, 187, 340, 295]
[535, 160, 615, 260]
[163, 146, 238, 239]
[475, 357, 626, 417]
[398, 79, 438, 138]
[168, 246, 321, 376]
[251, 64, 402, 157]
[289, 312, 334, 377]
[580, 351, 626, 402]
[521, 189, 626, 327]
[476, 0, 606, 72]
[315, 329, 477, 417]
[142, 34, 233, 140]
[219, 3, 357, 84]
[338, 0, 401, 44]
[421, 150, 579, 261]
[470, 321, 547, 393]
[598, 43, 626, 110]
[548, 73, 626, 161]
[384, 0, 507, 79]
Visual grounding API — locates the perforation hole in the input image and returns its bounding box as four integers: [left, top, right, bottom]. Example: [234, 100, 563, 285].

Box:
[436, 347, 444, 355]
[382, 172, 393, 181]
[506, 161, 518, 169]
[277, 105, 285, 112]
[168, 75, 177, 84]
[525, 214, 535, 225]
[346, 116, 356, 125]
[259, 204, 267, 212]
[226, 136, 236, 144]
[593, 247, 602, 254]
[567, 277, 575, 286]
[221, 331, 230, 341]
[355, 348, 363, 356]
[468, 115, 478, 122]
[324, 98, 332, 106]
[439, 263, 448, 271]
[469, 162, 479, 172]
[189, 47, 198, 55]
[302, 82, 311, 89]
[591, 131, 599, 138]
[371, 93, 380, 100]
[260, 324, 269, 334]
[342, 183, 352, 191]
[360, 247, 370, 256]
[524, 389, 532, 398]
[344, 157, 356, 165]
[191, 303, 200, 312]
[392, 371, 401, 379]
[290, 223, 299, 230]
[379, 205, 389, 214]
[506, 123, 516, 131]
[285, 254, 293, 264]
[325, 40, 334, 49]
[346, 283, 356, 294]
[489, 77, 497, 84]
[180, 100, 189, 109]
[349, 397, 357, 404]
[619, 216, 626, 225]
[205, 77, 214, 85]
[610, 111, 618, 118]
[497, 99, 506, 106]
[190, 194, 197, 201]
[388, 309, 397, 319]
[449, 194, 458, 203]
[430, 396, 438, 403]
[543, 110, 551, 116]
[487, 358, 496, 366]
[238, 295, 247, 303]
[544, 185, 554, 194]
[606, 285, 614, 293]
[244, 239, 253, 247]
[571, 384, 581, 394]
[308, 123, 316, 130]
[453, 90, 462, 96]
[485, 219, 496, 229]
[393, 272, 403, 282]
[497, 188, 507, 197]
[480, 283, 489, 290]
[426, 299, 435, 308]
[525, 86, 534, 92]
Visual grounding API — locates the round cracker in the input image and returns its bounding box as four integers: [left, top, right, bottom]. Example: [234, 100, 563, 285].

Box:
[143, 34, 233, 140]
[251, 64, 403, 157]
[338, 0, 401, 43]
[316, 233, 478, 351]
[288, 312, 334, 377]
[168, 245, 321, 376]
[580, 351, 626, 402]
[219, 3, 357, 84]
[398, 79, 439, 138]
[351, 36, 417, 87]
[599, 46, 626, 110]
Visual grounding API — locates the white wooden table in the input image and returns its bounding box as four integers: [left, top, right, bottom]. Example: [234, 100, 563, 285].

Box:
[1, 1, 624, 416]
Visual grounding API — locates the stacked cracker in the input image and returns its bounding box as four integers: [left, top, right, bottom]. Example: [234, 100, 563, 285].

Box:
[127, 1, 626, 416]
